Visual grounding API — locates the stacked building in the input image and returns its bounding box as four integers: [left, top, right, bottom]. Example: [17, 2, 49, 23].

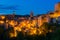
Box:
[0, 2, 60, 38]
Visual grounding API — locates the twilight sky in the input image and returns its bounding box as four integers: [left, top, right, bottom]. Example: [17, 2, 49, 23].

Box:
[0, 0, 60, 15]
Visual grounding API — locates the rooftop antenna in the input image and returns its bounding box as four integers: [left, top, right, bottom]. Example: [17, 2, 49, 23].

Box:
[12, 10, 16, 15]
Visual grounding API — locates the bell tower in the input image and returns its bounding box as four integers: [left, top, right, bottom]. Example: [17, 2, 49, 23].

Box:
[55, 2, 60, 12]
[29, 11, 34, 21]
[30, 11, 33, 17]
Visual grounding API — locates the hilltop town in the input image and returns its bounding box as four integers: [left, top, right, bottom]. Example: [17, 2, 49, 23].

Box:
[0, 2, 60, 39]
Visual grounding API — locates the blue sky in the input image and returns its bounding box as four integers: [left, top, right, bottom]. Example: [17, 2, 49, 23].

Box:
[0, 0, 60, 15]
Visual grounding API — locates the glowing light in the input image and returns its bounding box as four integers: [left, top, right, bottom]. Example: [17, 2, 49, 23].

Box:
[0, 21, 4, 24]
[1, 16, 5, 19]
[8, 20, 18, 27]
[6, 20, 9, 23]
[0, 14, 55, 38]
[9, 31, 17, 38]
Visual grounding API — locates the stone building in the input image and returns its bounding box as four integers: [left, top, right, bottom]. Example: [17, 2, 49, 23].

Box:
[37, 2, 60, 26]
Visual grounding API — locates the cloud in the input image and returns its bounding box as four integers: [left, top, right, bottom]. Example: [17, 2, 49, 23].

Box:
[0, 5, 19, 10]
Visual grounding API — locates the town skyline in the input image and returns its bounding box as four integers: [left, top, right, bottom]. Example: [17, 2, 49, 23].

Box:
[0, 2, 60, 40]
[0, 0, 60, 15]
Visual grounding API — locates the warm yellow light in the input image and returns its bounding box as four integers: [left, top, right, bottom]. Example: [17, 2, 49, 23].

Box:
[6, 20, 9, 23]
[0, 21, 4, 24]
[8, 20, 18, 27]
[49, 30, 52, 32]
[1, 16, 5, 19]
[14, 27, 21, 31]
[0, 15, 52, 38]
[9, 31, 17, 38]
